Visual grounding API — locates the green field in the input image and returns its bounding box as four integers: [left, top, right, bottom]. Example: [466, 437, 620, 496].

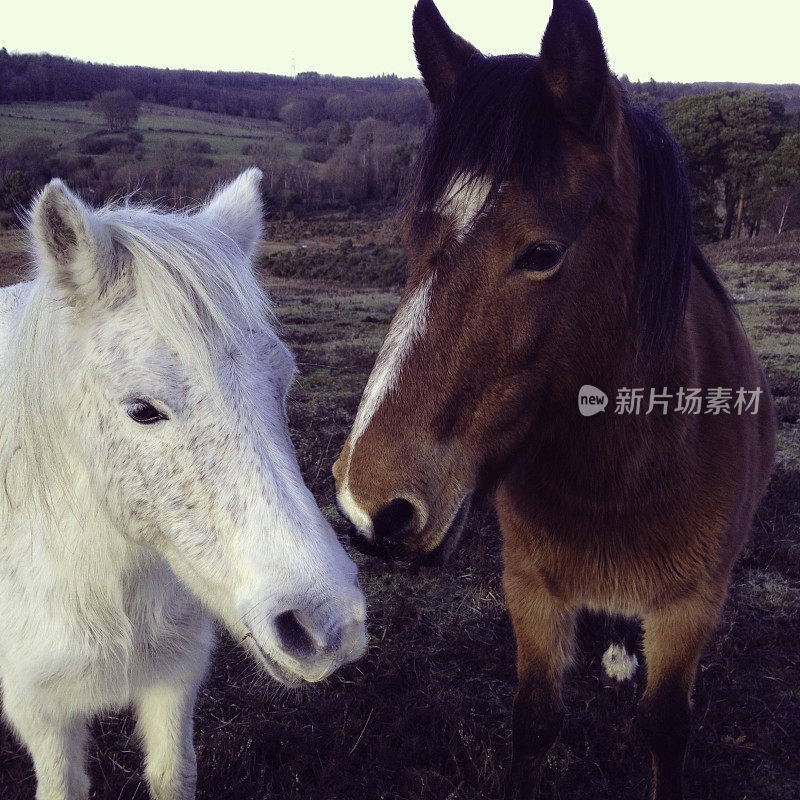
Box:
[0, 100, 301, 164]
[0, 226, 798, 799]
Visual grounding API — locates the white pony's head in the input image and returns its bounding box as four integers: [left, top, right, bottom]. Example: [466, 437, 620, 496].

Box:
[25, 169, 367, 685]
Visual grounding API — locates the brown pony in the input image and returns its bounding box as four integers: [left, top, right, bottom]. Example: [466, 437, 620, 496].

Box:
[332, 1, 777, 798]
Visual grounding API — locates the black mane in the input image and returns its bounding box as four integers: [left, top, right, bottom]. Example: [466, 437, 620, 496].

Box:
[624, 104, 731, 370]
[406, 54, 731, 371]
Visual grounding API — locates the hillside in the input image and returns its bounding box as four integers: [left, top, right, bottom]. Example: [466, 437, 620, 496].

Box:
[3, 48, 799, 123]
[1, 49, 799, 237]
[621, 76, 800, 115]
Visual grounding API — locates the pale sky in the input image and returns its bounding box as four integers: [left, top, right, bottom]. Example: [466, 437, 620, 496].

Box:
[3, 0, 799, 85]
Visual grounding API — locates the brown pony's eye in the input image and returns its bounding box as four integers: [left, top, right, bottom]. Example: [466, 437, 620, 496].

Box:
[126, 400, 168, 425]
[514, 242, 567, 274]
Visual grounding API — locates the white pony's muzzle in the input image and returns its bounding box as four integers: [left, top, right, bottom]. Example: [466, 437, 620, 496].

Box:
[242, 583, 367, 686]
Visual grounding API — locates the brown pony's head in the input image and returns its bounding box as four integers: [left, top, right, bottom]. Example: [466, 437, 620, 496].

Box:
[333, 0, 706, 561]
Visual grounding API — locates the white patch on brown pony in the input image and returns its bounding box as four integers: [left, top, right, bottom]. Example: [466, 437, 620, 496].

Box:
[601, 643, 639, 682]
[436, 173, 492, 240]
[339, 272, 436, 536]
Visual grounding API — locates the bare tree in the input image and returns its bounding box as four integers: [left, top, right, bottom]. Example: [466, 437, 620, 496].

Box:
[92, 89, 141, 130]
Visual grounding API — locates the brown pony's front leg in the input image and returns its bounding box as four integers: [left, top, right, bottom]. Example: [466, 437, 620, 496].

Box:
[503, 570, 576, 800]
[638, 593, 723, 800]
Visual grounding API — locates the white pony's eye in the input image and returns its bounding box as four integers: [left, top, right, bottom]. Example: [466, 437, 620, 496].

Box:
[126, 400, 169, 425]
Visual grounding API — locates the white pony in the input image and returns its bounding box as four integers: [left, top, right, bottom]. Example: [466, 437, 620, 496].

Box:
[0, 169, 367, 800]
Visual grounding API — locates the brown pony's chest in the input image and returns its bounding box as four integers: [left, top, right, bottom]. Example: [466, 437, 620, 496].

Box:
[494, 469, 743, 615]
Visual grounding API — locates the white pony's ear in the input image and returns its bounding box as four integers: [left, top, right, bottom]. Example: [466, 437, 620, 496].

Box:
[200, 168, 264, 259]
[30, 178, 116, 306]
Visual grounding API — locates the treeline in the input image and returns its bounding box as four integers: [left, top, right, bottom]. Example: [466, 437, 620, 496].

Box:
[0, 48, 430, 126]
[621, 75, 800, 115]
[243, 120, 419, 211]
[618, 77, 800, 240]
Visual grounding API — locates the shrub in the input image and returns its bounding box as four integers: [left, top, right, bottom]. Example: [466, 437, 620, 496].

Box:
[0, 170, 35, 212]
[75, 134, 135, 156]
[301, 143, 333, 163]
[181, 138, 212, 154]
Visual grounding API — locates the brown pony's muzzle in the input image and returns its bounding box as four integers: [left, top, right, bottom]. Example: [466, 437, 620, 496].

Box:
[338, 493, 472, 566]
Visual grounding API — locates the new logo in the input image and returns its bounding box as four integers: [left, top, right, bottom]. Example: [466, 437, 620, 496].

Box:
[578, 385, 608, 417]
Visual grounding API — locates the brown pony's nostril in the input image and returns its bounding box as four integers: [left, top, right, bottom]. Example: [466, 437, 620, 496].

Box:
[274, 610, 318, 661]
[373, 498, 417, 541]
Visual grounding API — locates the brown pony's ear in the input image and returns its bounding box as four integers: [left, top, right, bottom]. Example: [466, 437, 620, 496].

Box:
[413, 0, 481, 105]
[540, 0, 611, 136]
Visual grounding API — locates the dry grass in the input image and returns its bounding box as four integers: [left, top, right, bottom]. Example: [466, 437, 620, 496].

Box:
[0, 230, 798, 799]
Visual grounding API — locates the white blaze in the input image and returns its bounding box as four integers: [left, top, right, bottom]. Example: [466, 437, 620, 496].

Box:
[437, 173, 492, 240]
[339, 273, 436, 536]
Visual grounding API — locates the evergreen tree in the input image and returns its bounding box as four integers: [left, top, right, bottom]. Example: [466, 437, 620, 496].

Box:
[753, 133, 800, 234]
[665, 90, 786, 238]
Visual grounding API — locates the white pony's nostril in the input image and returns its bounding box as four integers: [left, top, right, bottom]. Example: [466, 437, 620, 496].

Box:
[274, 610, 321, 661]
[272, 591, 367, 668]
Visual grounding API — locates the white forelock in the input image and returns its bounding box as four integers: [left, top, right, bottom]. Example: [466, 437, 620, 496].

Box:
[436, 173, 492, 241]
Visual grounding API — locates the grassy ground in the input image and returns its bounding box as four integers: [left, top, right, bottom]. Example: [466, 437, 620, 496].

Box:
[257, 216, 407, 286]
[0, 226, 798, 799]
